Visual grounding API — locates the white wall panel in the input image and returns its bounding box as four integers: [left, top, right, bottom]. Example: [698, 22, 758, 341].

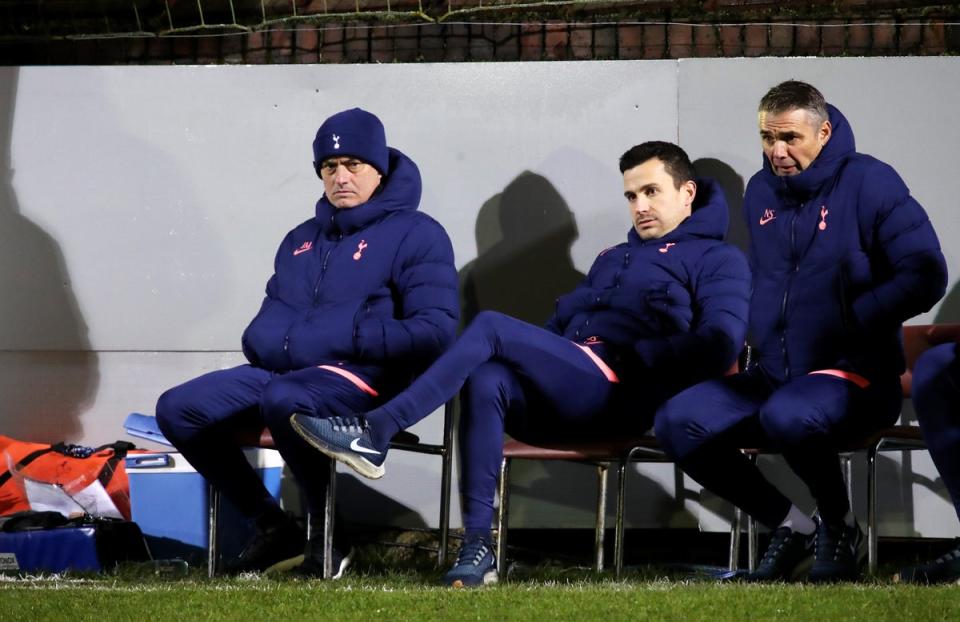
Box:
[3, 59, 959, 534]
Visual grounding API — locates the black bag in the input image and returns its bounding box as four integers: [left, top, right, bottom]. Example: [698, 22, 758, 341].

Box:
[0, 511, 150, 574]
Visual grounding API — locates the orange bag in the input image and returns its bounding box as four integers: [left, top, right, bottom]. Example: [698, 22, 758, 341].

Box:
[0, 435, 140, 519]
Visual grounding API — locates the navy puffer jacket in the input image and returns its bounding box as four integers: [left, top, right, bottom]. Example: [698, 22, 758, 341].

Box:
[745, 104, 947, 384]
[241, 148, 459, 389]
[547, 178, 751, 394]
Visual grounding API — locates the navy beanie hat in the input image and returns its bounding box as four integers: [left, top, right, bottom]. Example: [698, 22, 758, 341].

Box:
[312, 108, 389, 175]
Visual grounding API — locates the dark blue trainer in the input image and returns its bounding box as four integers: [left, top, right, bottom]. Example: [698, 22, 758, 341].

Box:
[808, 517, 865, 583]
[442, 536, 498, 588]
[290, 413, 387, 479]
[895, 539, 960, 585]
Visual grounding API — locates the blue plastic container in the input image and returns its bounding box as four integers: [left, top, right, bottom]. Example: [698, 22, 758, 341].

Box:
[125, 450, 283, 565]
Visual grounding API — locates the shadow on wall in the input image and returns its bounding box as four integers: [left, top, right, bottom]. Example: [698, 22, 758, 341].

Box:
[458, 171, 585, 327]
[693, 158, 747, 255]
[0, 67, 99, 442]
[935, 284, 960, 323]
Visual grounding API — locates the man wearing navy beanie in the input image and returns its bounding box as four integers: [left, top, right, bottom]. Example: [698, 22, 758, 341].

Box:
[155, 108, 458, 577]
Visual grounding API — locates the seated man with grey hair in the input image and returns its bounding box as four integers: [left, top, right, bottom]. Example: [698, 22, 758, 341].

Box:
[656, 80, 946, 583]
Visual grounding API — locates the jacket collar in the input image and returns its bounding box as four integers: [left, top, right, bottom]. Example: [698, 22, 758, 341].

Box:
[627, 176, 729, 247]
[314, 147, 422, 236]
[759, 104, 856, 200]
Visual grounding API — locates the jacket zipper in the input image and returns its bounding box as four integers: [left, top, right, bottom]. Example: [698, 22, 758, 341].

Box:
[779, 205, 802, 380]
[313, 234, 341, 305]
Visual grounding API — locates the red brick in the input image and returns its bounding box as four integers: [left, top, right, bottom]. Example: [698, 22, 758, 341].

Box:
[643, 24, 667, 59]
[195, 36, 220, 64]
[445, 24, 470, 62]
[846, 20, 873, 56]
[593, 24, 617, 58]
[342, 25, 368, 62]
[369, 26, 392, 63]
[719, 24, 742, 56]
[794, 22, 820, 55]
[570, 23, 593, 60]
[319, 26, 344, 63]
[296, 25, 319, 64]
[744, 24, 767, 57]
[391, 25, 419, 63]
[769, 24, 793, 55]
[520, 23, 542, 61]
[693, 24, 719, 58]
[870, 20, 897, 53]
[219, 34, 243, 64]
[618, 24, 643, 59]
[923, 20, 946, 55]
[821, 20, 845, 55]
[669, 24, 694, 58]
[146, 38, 172, 63]
[899, 21, 923, 53]
[545, 22, 569, 60]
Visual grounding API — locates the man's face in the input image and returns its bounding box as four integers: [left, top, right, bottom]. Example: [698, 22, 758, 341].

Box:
[319, 157, 383, 208]
[759, 108, 832, 176]
[622, 158, 696, 241]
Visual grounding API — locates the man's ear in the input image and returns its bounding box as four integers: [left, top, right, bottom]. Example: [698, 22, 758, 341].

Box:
[819, 119, 832, 146]
[684, 179, 697, 209]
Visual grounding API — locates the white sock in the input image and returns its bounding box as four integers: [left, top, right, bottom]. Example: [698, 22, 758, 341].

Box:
[779, 504, 816, 535]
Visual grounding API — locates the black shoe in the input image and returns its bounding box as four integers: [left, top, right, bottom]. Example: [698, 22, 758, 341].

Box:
[808, 517, 865, 583]
[742, 526, 814, 582]
[225, 515, 305, 575]
[895, 539, 960, 585]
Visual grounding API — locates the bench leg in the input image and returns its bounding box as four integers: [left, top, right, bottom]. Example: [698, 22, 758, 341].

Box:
[323, 463, 337, 579]
[867, 442, 880, 575]
[615, 458, 630, 579]
[495, 456, 511, 579]
[594, 463, 608, 573]
[438, 431, 454, 567]
[207, 484, 220, 578]
[729, 507, 742, 571]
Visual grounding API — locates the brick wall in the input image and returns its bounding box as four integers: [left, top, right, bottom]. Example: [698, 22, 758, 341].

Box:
[3, 3, 960, 63]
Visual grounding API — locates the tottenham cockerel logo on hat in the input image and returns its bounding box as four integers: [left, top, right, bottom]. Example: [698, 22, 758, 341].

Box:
[313, 108, 389, 176]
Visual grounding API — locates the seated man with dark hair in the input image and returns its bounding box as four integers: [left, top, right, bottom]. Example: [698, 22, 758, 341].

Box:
[292, 141, 751, 587]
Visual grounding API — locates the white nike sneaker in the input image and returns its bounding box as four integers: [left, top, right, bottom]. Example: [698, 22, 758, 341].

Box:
[290, 413, 387, 479]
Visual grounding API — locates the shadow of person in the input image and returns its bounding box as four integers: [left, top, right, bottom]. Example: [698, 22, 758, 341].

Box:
[935, 282, 960, 323]
[693, 158, 747, 255]
[458, 172, 585, 327]
[0, 67, 99, 442]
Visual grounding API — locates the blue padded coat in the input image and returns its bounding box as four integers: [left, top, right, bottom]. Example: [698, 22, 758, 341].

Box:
[546, 178, 751, 396]
[744, 104, 947, 384]
[241, 148, 459, 390]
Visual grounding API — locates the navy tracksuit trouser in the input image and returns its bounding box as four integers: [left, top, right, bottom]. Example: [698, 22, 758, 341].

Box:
[655, 369, 902, 527]
[912, 342, 960, 524]
[363, 311, 650, 533]
[155, 364, 380, 518]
